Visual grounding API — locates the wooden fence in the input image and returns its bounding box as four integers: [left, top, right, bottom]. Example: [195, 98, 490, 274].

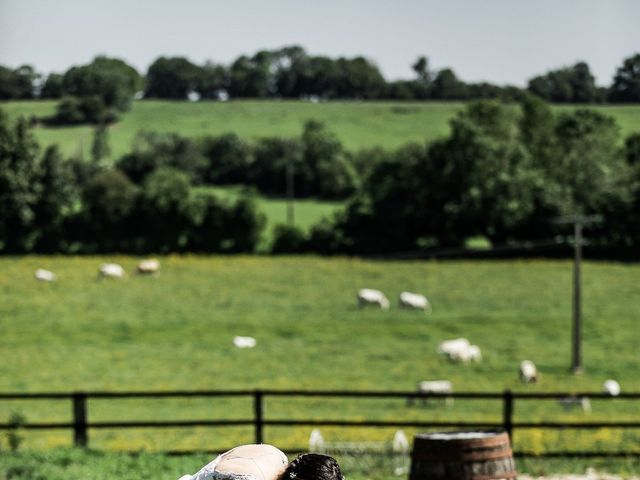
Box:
[1, 389, 639, 457]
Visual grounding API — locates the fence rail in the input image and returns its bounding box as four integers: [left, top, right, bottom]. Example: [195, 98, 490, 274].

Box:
[1, 389, 639, 457]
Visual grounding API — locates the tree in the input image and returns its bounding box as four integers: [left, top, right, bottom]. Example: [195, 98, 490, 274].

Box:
[527, 62, 599, 103]
[519, 93, 557, 166]
[333, 57, 386, 99]
[197, 62, 228, 99]
[80, 169, 139, 251]
[33, 145, 79, 252]
[0, 64, 38, 99]
[422, 101, 540, 244]
[117, 131, 207, 184]
[136, 167, 193, 251]
[145, 56, 202, 99]
[201, 133, 253, 184]
[412, 56, 430, 82]
[62, 56, 141, 111]
[40, 73, 64, 98]
[301, 120, 357, 198]
[609, 53, 640, 102]
[549, 109, 628, 214]
[0, 113, 40, 252]
[430, 68, 468, 99]
[624, 132, 640, 166]
[228, 52, 275, 98]
[250, 137, 302, 196]
[91, 124, 111, 164]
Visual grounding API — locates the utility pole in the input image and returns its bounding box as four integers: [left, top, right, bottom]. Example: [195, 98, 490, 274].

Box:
[286, 158, 295, 226]
[554, 214, 602, 374]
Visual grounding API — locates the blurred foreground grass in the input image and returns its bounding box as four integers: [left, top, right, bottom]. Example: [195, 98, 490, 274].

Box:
[0, 449, 639, 480]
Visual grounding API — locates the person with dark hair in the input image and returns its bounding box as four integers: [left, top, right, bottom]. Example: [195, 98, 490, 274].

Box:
[282, 453, 344, 480]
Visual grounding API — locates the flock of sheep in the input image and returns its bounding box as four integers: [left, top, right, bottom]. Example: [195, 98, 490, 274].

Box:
[34, 272, 622, 401]
[34, 259, 161, 282]
[357, 288, 622, 405]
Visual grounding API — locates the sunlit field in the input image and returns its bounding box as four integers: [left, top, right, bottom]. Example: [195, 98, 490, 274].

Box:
[2, 100, 639, 163]
[1, 256, 638, 458]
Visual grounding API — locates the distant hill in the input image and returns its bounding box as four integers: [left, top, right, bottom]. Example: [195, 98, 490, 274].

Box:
[2, 100, 639, 163]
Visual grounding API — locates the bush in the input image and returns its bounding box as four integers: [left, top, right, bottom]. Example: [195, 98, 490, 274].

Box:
[201, 133, 253, 184]
[51, 96, 116, 125]
[271, 224, 307, 253]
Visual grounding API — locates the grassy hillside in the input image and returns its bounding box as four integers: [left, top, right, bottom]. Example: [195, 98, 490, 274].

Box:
[2, 100, 639, 163]
[1, 256, 638, 454]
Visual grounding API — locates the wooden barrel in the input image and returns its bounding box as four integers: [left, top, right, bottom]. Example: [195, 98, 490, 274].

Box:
[409, 430, 517, 480]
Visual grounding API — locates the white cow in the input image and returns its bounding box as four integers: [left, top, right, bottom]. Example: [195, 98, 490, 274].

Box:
[399, 292, 432, 312]
[35, 269, 57, 282]
[357, 288, 390, 310]
[519, 360, 538, 383]
[99, 263, 125, 278]
[137, 259, 160, 275]
[603, 379, 621, 396]
[233, 336, 256, 348]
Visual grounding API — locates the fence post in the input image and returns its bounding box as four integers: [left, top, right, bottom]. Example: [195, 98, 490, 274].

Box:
[502, 389, 513, 444]
[254, 390, 263, 444]
[72, 392, 88, 447]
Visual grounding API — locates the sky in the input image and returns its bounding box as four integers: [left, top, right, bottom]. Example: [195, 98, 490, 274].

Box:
[1, 0, 638, 87]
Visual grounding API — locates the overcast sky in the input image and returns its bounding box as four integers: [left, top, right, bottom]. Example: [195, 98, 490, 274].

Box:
[1, 0, 638, 87]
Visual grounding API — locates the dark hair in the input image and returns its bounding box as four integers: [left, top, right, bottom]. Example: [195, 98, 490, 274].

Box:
[283, 454, 344, 480]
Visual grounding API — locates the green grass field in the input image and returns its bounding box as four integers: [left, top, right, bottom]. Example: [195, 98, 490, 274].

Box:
[2, 100, 640, 163]
[1, 256, 638, 460]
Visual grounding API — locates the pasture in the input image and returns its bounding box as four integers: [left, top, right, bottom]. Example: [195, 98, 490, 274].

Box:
[2, 100, 640, 163]
[1, 256, 639, 458]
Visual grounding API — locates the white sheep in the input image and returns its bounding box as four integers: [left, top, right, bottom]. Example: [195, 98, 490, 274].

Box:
[34, 269, 56, 282]
[603, 379, 621, 396]
[438, 339, 481, 364]
[438, 338, 470, 356]
[456, 345, 482, 363]
[98, 263, 125, 279]
[399, 292, 432, 312]
[233, 336, 256, 349]
[409, 380, 454, 407]
[137, 259, 160, 275]
[519, 360, 538, 383]
[357, 288, 390, 310]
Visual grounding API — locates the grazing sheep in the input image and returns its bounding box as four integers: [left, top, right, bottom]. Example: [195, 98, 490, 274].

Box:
[519, 360, 538, 383]
[34, 269, 56, 282]
[456, 344, 482, 363]
[603, 379, 621, 396]
[399, 292, 432, 313]
[98, 263, 125, 279]
[408, 380, 453, 407]
[357, 288, 390, 310]
[137, 259, 160, 275]
[438, 338, 470, 356]
[438, 338, 481, 363]
[233, 336, 256, 348]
